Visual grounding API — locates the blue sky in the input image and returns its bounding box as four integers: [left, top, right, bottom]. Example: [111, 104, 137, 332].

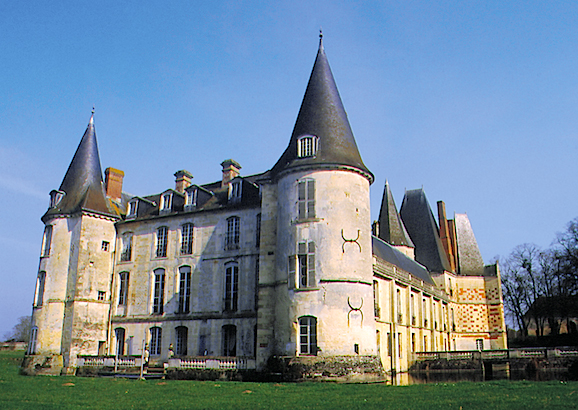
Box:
[1, 1, 577, 336]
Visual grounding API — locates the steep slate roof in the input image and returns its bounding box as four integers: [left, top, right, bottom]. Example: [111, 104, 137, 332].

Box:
[372, 236, 434, 285]
[271, 36, 373, 183]
[454, 213, 485, 276]
[43, 114, 116, 219]
[399, 189, 452, 273]
[378, 180, 414, 247]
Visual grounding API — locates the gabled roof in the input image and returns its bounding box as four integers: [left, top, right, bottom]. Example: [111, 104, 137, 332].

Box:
[372, 236, 434, 285]
[454, 213, 485, 276]
[43, 113, 117, 220]
[271, 36, 373, 183]
[378, 181, 414, 247]
[399, 189, 452, 273]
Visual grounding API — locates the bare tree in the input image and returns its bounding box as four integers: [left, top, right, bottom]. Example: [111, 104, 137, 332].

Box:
[3, 316, 31, 342]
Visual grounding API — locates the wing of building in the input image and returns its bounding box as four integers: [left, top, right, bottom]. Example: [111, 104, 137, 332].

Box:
[23, 36, 506, 377]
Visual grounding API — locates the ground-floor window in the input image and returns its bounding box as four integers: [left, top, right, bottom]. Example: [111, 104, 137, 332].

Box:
[299, 316, 317, 355]
[476, 338, 484, 351]
[115, 328, 125, 356]
[222, 325, 236, 357]
[150, 327, 162, 356]
[175, 326, 188, 356]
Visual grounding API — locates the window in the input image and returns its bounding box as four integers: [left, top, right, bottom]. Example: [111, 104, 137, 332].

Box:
[34, 271, 46, 307]
[152, 268, 165, 314]
[411, 333, 416, 352]
[297, 135, 318, 158]
[185, 188, 198, 208]
[156, 226, 168, 258]
[175, 326, 188, 356]
[222, 325, 237, 356]
[150, 327, 162, 356]
[41, 225, 53, 257]
[476, 339, 484, 351]
[225, 217, 240, 250]
[451, 308, 456, 331]
[397, 289, 402, 324]
[297, 178, 315, 219]
[410, 294, 415, 325]
[373, 280, 380, 317]
[101, 241, 109, 251]
[387, 333, 392, 356]
[398, 333, 402, 358]
[49, 190, 64, 208]
[178, 266, 191, 313]
[255, 213, 261, 248]
[198, 334, 208, 356]
[98, 291, 105, 301]
[115, 328, 125, 356]
[180, 223, 194, 255]
[127, 200, 138, 218]
[299, 316, 317, 355]
[161, 192, 172, 211]
[224, 263, 238, 312]
[118, 272, 129, 305]
[290, 241, 315, 288]
[229, 180, 242, 203]
[27, 327, 38, 355]
[120, 233, 132, 262]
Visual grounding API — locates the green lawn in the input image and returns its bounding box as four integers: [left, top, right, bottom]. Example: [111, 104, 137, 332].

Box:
[1, 351, 576, 410]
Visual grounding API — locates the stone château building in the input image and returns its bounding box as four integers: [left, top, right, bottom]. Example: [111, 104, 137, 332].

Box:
[23, 37, 507, 376]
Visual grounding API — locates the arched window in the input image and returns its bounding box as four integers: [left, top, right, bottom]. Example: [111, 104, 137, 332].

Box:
[34, 271, 46, 307]
[222, 325, 236, 356]
[224, 262, 239, 312]
[180, 223, 194, 255]
[150, 327, 162, 356]
[299, 316, 317, 355]
[152, 268, 165, 314]
[297, 135, 318, 158]
[175, 326, 188, 356]
[178, 266, 191, 313]
[115, 328, 125, 356]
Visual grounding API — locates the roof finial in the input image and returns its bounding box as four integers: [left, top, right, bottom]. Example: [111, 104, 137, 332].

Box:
[319, 28, 323, 50]
[89, 106, 95, 125]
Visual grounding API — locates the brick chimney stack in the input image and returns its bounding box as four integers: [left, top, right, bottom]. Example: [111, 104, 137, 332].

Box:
[104, 167, 124, 203]
[221, 159, 241, 187]
[174, 170, 193, 194]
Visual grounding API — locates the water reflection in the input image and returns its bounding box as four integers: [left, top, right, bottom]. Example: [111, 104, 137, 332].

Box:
[391, 366, 572, 386]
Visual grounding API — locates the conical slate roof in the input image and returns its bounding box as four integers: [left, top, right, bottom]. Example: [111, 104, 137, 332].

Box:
[271, 36, 373, 183]
[399, 189, 452, 273]
[43, 114, 115, 219]
[455, 213, 485, 276]
[378, 181, 414, 247]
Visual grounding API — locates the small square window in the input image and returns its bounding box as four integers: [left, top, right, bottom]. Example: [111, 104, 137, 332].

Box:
[101, 241, 110, 251]
[98, 291, 106, 301]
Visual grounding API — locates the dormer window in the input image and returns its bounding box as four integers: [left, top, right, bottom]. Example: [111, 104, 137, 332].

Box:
[49, 190, 65, 208]
[160, 192, 173, 213]
[185, 188, 198, 209]
[127, 200, 138, 218]
[229, 180, 242, 203]
[297, 135, 318, 158]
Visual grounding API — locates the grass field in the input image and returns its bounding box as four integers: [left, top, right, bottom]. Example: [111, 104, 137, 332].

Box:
[1, 351, 577, 409]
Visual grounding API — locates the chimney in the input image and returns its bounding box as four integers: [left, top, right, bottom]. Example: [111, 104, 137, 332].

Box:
[221, 159, 241, 187]
[104, 167, 124, 203]
[174, 170, 193, 194]
[437, 201, 456, 272]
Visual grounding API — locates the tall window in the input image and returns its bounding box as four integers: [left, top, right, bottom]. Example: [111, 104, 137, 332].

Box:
[180, 223, 194, 255]
[373, 280, 380, 317]
[297, 135, 318, 158]
[298, 179, 315, 219]
[222, 325, 237, 356]
[156, 226, 168, 258]
[34, 271, 46, 307]
[115, 328, 125, 356]
[299, 316, 317, 355]
[150, 327, 162, 356]
[161, 192, 172, 211]
[397, 289, 402, 324]
[255, 213, 261, 248]
[410, 293, 415, 325]
[298, 241, 315, 288]
[118, 272, 129, 305]
[27, 327, 38, 355]
[41, 225, 53, 256]
[225, 217, 240, 250]
[120, 233, 132, 262]
[224, 263, 239, 312]
[175, 326, 188, 356]
[152, 269, 165, 314]
[178, 266, 191, 313]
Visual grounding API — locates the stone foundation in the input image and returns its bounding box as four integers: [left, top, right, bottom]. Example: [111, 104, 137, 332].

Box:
[20, 354, 64, 376]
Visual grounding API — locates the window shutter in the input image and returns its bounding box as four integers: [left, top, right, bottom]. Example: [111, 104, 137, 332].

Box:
[288, 255, 296, 289]
[307, 179, 315, 218]
[307, 254, 316, 288]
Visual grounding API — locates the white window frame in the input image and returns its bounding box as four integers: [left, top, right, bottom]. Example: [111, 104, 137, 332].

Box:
[297, 135, 318, 158]
[156, 226, 168, 258]
[225, 217, 240, 250]
[41, 225, 53, 257]
[118, 271, 129, 305]
[152, 268, 165, 314]
[27, 327, 38, 355]
[34, 271, 46, 307]
[228, 180, 242, 203]
[150, 327, 162, 356]
[178, 266, 191, 313]
[115, 328, 125, 356]
[224, 262, 239, 312]
[180, 223, 194, 255]
[160, 192, 173, 212]
[299, 316, 317, 355]
[127, 200, 138, 218]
